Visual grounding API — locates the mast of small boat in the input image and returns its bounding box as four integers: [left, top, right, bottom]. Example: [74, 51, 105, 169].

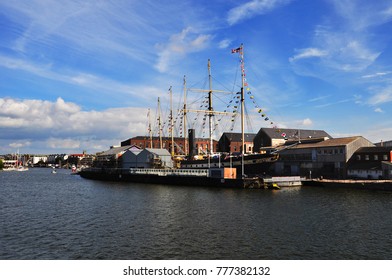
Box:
[157, 97, 163, 149]
[240, 43, 245, 178]
[169, 86, 174, 157]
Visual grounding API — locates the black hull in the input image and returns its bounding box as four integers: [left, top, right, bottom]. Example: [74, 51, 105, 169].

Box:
[79, 169, 262, 188]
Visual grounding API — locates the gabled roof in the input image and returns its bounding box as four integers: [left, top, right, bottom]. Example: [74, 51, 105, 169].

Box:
[99, 145, 133, 156]
[259, 127, 332, 140]
[220, 132, 257, 142]
[290, 136, 366, 149]
[143, 148, 171, 156]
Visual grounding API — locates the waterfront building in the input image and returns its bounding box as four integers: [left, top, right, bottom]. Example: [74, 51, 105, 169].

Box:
[121, 136, 218, 156]
[347, 146, 392, 179]
[218, 132, 256, 153]
[375, 140, 392, 147]
[31, 156, 48, 165]
[94, 145, 136, 168]
[275, 136, 374, 178]
[131, 148, 173, 169]
[253, 127, 332, 151]
[121, 146, 142, 169]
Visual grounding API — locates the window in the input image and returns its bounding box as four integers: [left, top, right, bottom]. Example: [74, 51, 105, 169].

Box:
[356, 155, 361, 160]
[365, 155, 369, 160]
[383, 155, 388, 161]
[374, 155, 378, 161]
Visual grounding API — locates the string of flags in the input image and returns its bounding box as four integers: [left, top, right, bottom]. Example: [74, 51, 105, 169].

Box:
[149, 45, 289, 140]
[231, 45, 287, 138]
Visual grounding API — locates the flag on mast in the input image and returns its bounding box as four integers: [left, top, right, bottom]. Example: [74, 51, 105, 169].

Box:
[231, 47, 242, 53]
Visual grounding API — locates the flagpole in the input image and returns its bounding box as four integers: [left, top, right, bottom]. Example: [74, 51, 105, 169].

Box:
[240, 43, 245, 178]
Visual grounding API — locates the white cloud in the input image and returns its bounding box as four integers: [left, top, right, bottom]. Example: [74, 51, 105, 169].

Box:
[374, 108, 384, 113]
[289, 48, 328, 62]
[368, 86, 392, 105]
[155, 28, 212, 73]
[362, 72, 392, 79]
[0, 97, 150, 153]
[9, 141, 31, 149]
[227, 0, 293, 25]
[290, 1, 387, 78]
[218, 39, 232, 49]
[0, 55, 137, 97]
[301, 118, 313, 126]
[47, 138, 81, 150]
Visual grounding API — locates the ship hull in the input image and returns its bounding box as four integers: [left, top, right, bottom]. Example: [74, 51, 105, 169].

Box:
[79, 168, 262, 188]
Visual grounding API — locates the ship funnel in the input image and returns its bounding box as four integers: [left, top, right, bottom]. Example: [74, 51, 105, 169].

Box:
[188, 129, 196, 159]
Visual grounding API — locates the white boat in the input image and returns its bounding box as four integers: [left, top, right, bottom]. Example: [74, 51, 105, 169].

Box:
[16, 165, 29, 172]
[2, 166, 17, 172]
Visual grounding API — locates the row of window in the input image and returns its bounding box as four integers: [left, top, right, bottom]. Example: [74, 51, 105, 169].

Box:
[317, 148, 344, 155]
[356, 154, 389, 161]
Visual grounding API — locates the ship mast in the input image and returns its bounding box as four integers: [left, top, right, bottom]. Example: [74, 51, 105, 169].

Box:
[207, 59, 214, 155]
[157, 97, 163, 149]
[169, 86, 174, 157]
[148, 108, 153, 148]
[183, 76, 187, 156]
[239, 43, 245, 178]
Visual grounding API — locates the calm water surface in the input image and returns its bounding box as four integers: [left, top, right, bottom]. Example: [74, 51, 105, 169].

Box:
[1, 168, 392, 259]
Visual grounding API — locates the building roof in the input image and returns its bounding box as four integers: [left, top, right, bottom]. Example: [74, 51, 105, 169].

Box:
[259, 127, 332, 140]
[144, 148, 171, 156]
[99, 145, 133, 156]
[289, 136, 365, 149]
[220, 132, 257, 142]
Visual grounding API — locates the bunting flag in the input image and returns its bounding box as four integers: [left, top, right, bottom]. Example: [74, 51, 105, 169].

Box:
[231, 47, 242, 53]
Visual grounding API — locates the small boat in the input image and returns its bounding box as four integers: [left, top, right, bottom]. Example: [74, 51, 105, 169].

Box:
[16, 165, 29, 172]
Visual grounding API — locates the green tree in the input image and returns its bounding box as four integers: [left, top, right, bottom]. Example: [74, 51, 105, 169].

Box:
[0, 159, 4, 170]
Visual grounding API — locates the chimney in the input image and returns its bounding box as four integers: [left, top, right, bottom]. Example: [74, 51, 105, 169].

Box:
[188, 129, 196, 158]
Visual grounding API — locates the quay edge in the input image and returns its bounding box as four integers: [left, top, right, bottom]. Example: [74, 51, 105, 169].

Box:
[303, 179, 392, 191]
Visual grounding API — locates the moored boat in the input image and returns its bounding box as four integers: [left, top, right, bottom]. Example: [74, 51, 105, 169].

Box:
[304, 179, 392, 191]
[79, 167, 267, 188]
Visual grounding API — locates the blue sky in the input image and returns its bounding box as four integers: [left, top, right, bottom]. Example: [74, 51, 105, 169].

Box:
[1, 0, 392, 154]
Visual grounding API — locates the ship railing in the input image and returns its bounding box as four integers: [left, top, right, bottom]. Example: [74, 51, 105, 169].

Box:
[129, 168, 209, 177]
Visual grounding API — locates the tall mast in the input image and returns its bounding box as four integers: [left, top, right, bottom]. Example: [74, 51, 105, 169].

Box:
[158, 97, 162, 149]
[148, 108, 153, 148]
[183, 75, 187, 156]
[207, 59, 214, 155]
[240, 43, 245, 178]
[169, 86, 174, 157]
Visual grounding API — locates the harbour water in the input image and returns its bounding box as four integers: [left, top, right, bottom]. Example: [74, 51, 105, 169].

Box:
[1, 168, 392, 260]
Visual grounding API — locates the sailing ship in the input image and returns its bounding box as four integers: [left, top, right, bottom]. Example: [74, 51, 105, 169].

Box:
[161, 43, 278, 177]
[80, 44, 278, 188]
